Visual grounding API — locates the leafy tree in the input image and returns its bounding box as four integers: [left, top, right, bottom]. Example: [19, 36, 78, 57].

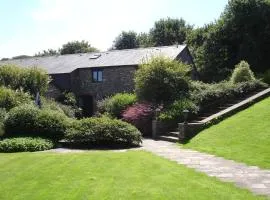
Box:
[1, 58, 9, 61]
[112, 31, 139, 50]
[188, 0, 270, 82]
[135, 57, 191, 104]
[60, 40, 99, 55]
[150, 18, 193, 46]
[35, 49, 59, 57]
[137, 32, 154, 48]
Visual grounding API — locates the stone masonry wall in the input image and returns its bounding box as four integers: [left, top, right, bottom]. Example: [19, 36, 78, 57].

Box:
[70, 65, 136, 100]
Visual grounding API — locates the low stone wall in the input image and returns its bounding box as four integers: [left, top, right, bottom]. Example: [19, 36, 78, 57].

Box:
[152, 120, 176, 139]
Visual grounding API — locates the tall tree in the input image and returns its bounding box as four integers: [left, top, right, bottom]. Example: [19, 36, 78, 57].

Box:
[188, 0, 270, 82]
[112, 31, 139, 50]
[60, 40, 99, 55]
[150, 18, 193, 46]
[137, 32, 154, 48]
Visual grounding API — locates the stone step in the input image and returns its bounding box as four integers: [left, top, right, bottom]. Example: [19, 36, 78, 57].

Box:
[157, 135, 178, 143]
[167, 131, 179, 137]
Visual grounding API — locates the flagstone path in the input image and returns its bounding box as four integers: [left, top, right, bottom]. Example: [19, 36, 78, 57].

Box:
[142, 139, 270, 197]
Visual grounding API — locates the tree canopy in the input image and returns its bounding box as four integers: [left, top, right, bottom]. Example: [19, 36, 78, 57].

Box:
[150, 18, 193, 46]
[112, 31, 139, 50]
[60, 40, 99, 55]
[188, 0, 270, 82]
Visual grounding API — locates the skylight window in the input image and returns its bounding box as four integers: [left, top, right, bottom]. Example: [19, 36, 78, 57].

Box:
[89, 54, 101, 59]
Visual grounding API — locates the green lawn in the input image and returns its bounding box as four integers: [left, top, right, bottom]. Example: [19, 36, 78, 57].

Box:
[183, 97, 270, 169]
[0, 151, 265, 200]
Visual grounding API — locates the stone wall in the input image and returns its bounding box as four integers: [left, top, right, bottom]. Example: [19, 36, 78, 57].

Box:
[70, 65, 136, 100]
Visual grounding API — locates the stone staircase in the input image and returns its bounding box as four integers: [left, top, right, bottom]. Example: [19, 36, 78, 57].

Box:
[157, 87, 270, 142]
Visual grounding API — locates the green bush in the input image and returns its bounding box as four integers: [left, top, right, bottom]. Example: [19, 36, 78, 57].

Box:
[0, 64, 50, 95]
[158, 98, 199, 122]
[0, 87, 32, 110]
[0, 137, 54, 152]
[135, 57, 191, 104]
[4, 104, 40, 137]
[0, 108, 7, 136]
[41, 97, 77, 118]
[23, 67, 51, 95]
[190, 80, 266, 109]
[262, 69, 270, 84]
[230, 61, 255, 84]
[0, 64, 23, 89]
[4, 105, 70, 140]
[97, 93, 137, 118]
[65, 116, 142, 146]
[35, 109, 70, 140]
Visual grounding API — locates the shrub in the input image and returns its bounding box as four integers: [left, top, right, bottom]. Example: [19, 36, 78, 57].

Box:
[158, 98, 199, 122]
[65, 117, 142, 146]
[0, 64, 50, 95]
[122, 103, 154, 136]
[35, 109, 70, 140]
[230, 61, 255, 84]
[97, 93, 137, 118]
[0, 87, 32, 110]
[4, 104, 40, 137]
[263, 69, 270, 84]
[41, 97, 77, 118]
[60, 92, 77, 107]
[190, 80, 266, 110]
[135, 57, 191, 104]
[0, 64, 23, 89]
[0, 108, 7, 137]
[23, 67, 51, 95]
[0, 137, 54, 152]
[4, 105, 70, 140]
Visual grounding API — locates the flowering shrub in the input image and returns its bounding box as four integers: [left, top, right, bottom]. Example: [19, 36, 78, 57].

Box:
[97, 93, 137, 118]
[122, 103, 154, 136]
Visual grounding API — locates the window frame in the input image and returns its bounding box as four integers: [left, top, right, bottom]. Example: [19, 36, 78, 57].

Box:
[92, 68, 103, 83]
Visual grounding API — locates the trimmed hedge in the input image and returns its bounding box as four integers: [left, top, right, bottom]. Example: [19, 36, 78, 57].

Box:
[0, 87, 32, 110]
[0, 137, 54, 152]
[65, 117, 142, 146]
[97, 93, 137, 118]
[4, 104, 69, 141]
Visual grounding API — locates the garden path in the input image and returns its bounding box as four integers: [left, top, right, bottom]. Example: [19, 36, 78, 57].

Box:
[142, 139, 270, 197]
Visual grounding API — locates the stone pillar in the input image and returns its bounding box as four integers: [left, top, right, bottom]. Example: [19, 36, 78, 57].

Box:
[152, 120, 158, 139]
[178, 123, 187, 142]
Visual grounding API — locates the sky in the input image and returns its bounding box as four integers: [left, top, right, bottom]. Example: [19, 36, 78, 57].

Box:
[0, 0, 228, 59]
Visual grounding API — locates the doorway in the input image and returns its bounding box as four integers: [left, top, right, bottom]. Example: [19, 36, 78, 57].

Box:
[80, 95, 94, 117]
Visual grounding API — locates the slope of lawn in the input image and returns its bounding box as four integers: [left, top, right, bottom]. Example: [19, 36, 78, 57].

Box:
[0, 151, 266, 200]
[184, 97, 270, 169]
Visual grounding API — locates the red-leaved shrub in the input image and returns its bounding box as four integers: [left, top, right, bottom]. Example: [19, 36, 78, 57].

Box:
[122, 103, 154, 136]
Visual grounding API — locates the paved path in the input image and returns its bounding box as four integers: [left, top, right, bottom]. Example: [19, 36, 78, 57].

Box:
[142, 139, 270, 197]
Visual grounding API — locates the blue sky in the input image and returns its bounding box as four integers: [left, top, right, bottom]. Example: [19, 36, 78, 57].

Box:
[0, 0, 228, 59]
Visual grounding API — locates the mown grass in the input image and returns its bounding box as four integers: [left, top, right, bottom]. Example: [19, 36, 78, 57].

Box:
[183, 97, 270, 169]
[0, 151, 266, 200]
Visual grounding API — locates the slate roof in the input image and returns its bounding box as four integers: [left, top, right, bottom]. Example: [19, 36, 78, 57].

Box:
[0, 45, 186, 74]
